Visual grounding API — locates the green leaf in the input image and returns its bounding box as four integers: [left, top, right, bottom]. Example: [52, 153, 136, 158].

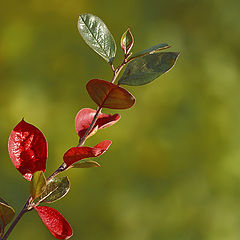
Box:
[118, 52, 180, 86]
[121, 28, 134, 55]
[78, 13, 116, 63]
[130, 43, 170, 60]
[72, 160, 101, 168]
[38, 176, 70, 204]
[0, 197, 15, 234]
[30, 171, 46, 200]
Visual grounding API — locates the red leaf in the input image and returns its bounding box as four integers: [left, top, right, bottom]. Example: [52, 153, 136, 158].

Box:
[75, 108, 120, 138]
[35, 206, 73, 240]
[86, 79, 135, 109]
[63, 140, 111, 166]
[8, 119, 47, 181]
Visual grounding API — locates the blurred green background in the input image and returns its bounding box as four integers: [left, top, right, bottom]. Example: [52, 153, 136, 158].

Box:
[1, 0, 240, 239]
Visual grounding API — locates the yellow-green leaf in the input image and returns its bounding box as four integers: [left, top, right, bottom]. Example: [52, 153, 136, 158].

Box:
[30, 171, 46, 200]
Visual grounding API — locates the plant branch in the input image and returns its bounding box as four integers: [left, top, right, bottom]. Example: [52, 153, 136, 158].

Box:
[111, 59, 127, 84]
[47, 162, 68, 182]
[77, 56, 128, 147]
[2, 54, 129, 240]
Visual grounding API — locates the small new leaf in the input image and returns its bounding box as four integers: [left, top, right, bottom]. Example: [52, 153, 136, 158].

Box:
[30, 171, 47, 200]
[0, 197, 15, 234]
[72, 160, 101, 168]
[78, 13, 116, 63]
[38, 176, 70, 204]
[121, 28, 134, 55]
[119, 52, 180, 86]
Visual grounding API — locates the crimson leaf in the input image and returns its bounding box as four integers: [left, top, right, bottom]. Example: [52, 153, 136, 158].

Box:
[75, 108, 120, 138]
[35, 206, 72, 239]
[8, 119, 47, 181]
[63, 140, 111, 166]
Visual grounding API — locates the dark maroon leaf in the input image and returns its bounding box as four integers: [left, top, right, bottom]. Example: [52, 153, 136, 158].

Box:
[86, 79, 135, 109]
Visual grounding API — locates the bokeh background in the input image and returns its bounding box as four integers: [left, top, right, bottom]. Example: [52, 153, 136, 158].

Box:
[1, 0, 240, 239]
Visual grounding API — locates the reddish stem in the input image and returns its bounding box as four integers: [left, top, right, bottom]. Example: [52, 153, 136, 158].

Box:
[77, 107, 102, 147]
[1, 53, 129, 240]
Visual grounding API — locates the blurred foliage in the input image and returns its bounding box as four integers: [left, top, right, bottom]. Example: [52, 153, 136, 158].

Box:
[1, 0, 240, 239]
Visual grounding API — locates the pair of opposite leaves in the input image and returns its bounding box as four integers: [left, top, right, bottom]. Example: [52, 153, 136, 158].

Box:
[7, 108, 119, 239]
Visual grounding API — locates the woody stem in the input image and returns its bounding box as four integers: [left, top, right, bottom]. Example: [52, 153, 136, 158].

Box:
[1, 56, 128, 240]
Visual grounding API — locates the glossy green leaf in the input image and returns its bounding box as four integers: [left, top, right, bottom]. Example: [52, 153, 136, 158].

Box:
[121, 28, 134, 55]
[72, 160, 101, 168]
[130, 43, 170, 60]
[0, 197, 15, 234]
[86, 79, 135, 109]
[118, 52, 180, 86]
[78, 13, 116, 63]
[38, 176, 70, 204]
[30, 171, 47, 200]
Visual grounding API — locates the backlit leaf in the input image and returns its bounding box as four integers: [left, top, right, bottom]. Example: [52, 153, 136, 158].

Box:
[63, 140, 111, 166]
[0, 197, 15, 234]
[130, 43, 170, 60]
[8, 119, 47, 181]
[30, 171, 47, 200]
[72, 160, 101, 168]
[35, 206, 72, 239]
[75, 108, 120, 139]
[78, 13, 116, 63]
[86, 79, 135, 109]
[38, 176, 70, 204]
[118, 52, 180, 86]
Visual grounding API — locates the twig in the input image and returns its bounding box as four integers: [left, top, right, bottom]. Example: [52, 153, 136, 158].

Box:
[1, 54, 129, 240]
